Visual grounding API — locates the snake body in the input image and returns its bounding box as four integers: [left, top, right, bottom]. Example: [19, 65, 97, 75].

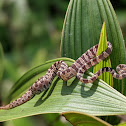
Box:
[0, 42, 126, 109]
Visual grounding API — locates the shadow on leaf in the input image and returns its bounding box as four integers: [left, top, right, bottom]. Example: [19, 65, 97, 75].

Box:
[34, 78, 60, 107]
[61, 78, 78, 95]
[81, 81, 98, 98]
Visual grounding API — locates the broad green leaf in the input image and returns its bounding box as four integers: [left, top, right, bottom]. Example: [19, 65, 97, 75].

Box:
[61, 0, 126, 94]
[1, 58, 126, 122]
[93, 22, 113, 86]
[0, 42, 4, 81]
[63, 112, 112, 126]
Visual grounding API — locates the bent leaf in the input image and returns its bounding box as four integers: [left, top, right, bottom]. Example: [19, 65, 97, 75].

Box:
[0, 58, 126, 122]
[63, 112, 112, 126]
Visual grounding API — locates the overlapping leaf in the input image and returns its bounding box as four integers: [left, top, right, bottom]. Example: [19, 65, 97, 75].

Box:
[0, 58, 126, 122]
[61, 0, 126, 94]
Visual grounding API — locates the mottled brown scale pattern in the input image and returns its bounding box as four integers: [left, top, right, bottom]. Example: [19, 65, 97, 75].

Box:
[0, 42, 126, 110]
[0, 90, 34, 109]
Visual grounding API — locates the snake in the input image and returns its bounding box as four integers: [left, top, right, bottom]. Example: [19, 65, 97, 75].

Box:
[0, 42, 126, 110]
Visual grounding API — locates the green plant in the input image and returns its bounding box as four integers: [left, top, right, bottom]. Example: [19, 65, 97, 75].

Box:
[0, 0, 126, 126]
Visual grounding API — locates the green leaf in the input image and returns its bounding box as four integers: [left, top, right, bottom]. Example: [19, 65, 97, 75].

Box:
[93, 22, 113, 86]
[5, 58, 75, 102]
[0, 42, 4, 81]
[63, 112, 112, 126]
[1, 58, 126, 122]
[61, 0, 126, 94]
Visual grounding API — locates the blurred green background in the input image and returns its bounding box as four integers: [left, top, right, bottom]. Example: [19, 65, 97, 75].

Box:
[0, 0, 126, 126]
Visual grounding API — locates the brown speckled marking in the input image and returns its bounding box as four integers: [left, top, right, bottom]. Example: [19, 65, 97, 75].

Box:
[0, 42, 126, 110]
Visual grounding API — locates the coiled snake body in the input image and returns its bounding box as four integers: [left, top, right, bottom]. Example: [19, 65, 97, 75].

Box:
[0, 42, 126, 109]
